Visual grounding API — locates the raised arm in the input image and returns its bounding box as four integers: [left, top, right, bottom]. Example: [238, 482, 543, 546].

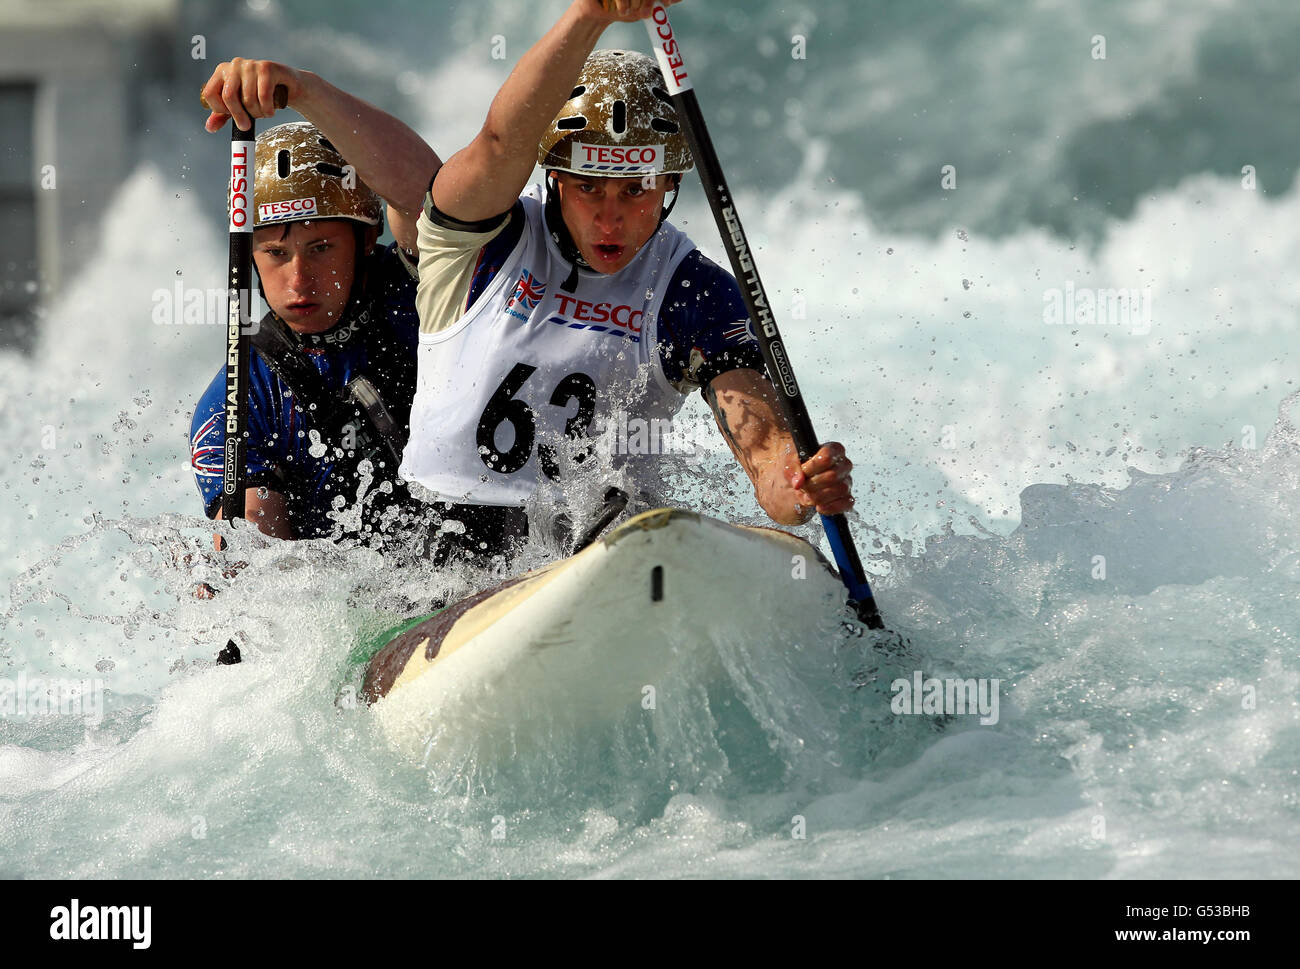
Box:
[431, 0, 678, 223]
[201, 59, 441, 252]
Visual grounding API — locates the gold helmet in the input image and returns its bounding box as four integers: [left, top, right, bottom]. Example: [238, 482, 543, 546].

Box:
[538, 49, 693, 177]
[251, 121, 383, 228]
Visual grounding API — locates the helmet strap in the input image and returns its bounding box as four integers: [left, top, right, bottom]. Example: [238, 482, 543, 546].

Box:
[544, 171, 589, 293]
[347, 223, 372, 305]
[658, 174, 682, 227]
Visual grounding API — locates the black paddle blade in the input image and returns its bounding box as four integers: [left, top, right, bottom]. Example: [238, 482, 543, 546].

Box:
[216, 640, 242, 665]
[849, 597, 886, 630]
[570, 487, 630, 554]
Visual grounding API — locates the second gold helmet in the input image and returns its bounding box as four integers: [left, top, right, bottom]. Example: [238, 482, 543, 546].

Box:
[252, 121, 383, 228]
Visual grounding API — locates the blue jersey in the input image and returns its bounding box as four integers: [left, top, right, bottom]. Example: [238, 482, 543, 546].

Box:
[190, 244, 419, 539]
[464, 201, 767, 393]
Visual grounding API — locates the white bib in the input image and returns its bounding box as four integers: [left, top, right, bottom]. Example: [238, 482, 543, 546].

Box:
[401, 186, 697, 506]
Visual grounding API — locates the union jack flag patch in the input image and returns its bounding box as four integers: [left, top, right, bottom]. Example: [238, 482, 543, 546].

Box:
[506, 268, 547, 312]
[191, 412, 223, 478]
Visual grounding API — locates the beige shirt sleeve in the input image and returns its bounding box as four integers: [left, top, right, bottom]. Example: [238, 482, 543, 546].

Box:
[414, 202, 515, 337]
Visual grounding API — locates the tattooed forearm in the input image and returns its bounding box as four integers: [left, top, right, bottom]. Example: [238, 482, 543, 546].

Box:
[703, 382, 737, 445]
[705, 375, 789, 482]
[704, 368, 818, 525]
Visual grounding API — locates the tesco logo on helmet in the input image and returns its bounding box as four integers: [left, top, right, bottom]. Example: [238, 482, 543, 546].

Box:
[258, 196, 319, 223]
[572, 142, 664, 173]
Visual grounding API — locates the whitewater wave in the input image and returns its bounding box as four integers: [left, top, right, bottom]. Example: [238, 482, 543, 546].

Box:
[2, 0, 1297, 877]
[0, 389, 1294, 877]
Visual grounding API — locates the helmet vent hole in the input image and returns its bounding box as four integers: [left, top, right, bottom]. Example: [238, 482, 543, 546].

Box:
[556, 115, 586, 130]
[569, 85, 585, 99]
[276, 149, 290, 178]
[651, 118, 679, 134]
[611, 99, 627, 134]
[318, 136, 338, 153]
[315, 162, 346, 178]
[652, 86, 673, 106]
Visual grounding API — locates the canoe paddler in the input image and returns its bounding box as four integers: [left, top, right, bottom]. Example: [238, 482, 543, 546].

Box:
[400, 0, 856, 565]
[189, 59, 441, 546]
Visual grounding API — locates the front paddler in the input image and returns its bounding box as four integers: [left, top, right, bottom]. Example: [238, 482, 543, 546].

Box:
[400, 0, 856, 565]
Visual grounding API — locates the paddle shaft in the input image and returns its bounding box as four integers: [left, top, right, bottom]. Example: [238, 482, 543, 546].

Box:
[211, 90, 284, 664]
[641, 7, 884, 629]
[220, 120, 255, 526]
[215, 87, 285, 529]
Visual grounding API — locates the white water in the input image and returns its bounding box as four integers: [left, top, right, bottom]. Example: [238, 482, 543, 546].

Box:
[1, 0, 1297, 877]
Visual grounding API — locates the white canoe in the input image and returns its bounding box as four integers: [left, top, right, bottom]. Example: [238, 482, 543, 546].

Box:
[362, 508, 848, 759]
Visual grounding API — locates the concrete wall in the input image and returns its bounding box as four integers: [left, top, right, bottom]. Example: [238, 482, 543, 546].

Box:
[0, 0, 178, 346]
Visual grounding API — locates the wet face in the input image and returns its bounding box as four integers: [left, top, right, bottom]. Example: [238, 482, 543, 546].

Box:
[252, 220, 358, 333]
[554, 173, 672, 274]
